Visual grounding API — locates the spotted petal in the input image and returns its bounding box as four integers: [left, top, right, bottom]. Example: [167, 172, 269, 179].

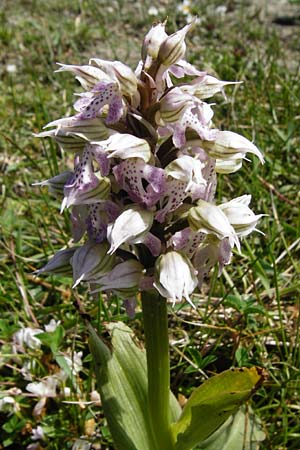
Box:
[61, 146, 110, 211]
[113, 158, 166, 207]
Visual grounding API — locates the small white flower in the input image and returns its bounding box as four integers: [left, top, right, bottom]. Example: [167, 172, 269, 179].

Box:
[64, 386, 71, 397]
[13, 327, 43, 351]
[6, 64, 17, 73]
[44, 319, 61, 332]
[63, 351, 83, 376]
[72, 439, 92, 450]
[0, 396, 20, 414]
[90, 390, 101, 405]
[215, 5, 227, 16]
[26, 377, 58, 398]
[148, 6, 159, 16]
[32, 425, 45, 441]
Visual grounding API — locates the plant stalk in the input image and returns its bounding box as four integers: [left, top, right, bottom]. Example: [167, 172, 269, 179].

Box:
[142, 290, 174, 450]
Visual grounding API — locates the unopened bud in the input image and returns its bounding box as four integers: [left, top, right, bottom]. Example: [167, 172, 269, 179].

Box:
[157, 22, 193, 67]
[158, 87, 192, 123]
[142, 22, 168, 62]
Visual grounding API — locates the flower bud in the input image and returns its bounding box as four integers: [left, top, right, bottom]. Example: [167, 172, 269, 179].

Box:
[142, 22, 168, 61]
[92, 260, 144, 298]
[107, 205, 153, 254]
[96, 133, 151, 162]
[188, 199, 240, 250]
[157, 22, 193, 67]
[90, 58, 138, 97]
[33, 171, 72, 197]
[36, 247, 76, 276]
[154, 251, 198, 306]
[182, 75, 242, 100]
[71, 241, 116, 287]
[200, 130, 264, 163]
[158, 87, 192, 123]
[219, 195, 263, 237]
[215, 155, 243, 174]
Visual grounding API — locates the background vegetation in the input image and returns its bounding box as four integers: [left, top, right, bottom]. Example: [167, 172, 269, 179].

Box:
[0, 0, 299, 448]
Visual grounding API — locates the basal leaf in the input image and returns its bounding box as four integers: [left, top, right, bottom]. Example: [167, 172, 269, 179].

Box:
[171, 367, 266, 450]
[88, 322, 181, 450]
[198, 406, 265, 450]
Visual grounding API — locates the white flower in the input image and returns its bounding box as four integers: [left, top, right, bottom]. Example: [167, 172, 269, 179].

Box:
[107, 206, 153, 254]
[72, 440, 92, 450]
[148, 6, 159, 16]
[215, 5, 227, 16]
[26, 377, 58, 398]
[154, 251, 198, 306]
[188, 199, 240, 250]
[13, 327, 43, 351]
[90, 390, 101, 405]
[6, 64, 17, 73]
[32, 426, 45, 441]
[219, 195, 264, 236]
[44, 319, 61, 332]
[0, 396, 20, 414]
[63, 351, 83, 376]
[26, 376, 58, 416]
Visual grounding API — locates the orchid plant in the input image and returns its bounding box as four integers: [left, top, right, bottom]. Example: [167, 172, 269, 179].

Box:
[36, 20, 266, 450]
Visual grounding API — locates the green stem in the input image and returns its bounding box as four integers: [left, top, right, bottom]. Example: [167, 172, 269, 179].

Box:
[142, 290, 175, 450]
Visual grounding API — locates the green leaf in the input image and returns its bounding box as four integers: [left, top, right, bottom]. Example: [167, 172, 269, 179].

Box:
[198, 406, 265, 450]
[36, 325, 65, 354]
[88, 321, 181, 450]
[171, 367, 266, 450]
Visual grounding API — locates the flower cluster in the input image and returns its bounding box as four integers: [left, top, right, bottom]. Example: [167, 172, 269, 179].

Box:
[36, 21, 263, 308]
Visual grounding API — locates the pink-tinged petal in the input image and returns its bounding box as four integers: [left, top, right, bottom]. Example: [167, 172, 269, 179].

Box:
[91, 260, 144, 298]
[172, 123, 187, 148]
[113, 158, 166, 207]
[193, 237, 232, 287]
[62, 146, 110, 210]
[71, 241, 115, 287]
[155, 179, 187, 223]
[170, 59, 206, 78]
[74, 96, 92, 113]
[143, 232, 161, 256]
[86, 204, 108, 243]
[85, 201, 120, 243]
[105, 94, 123, 124]
[77, 82, 123, 123]
[70, 205, 89, 242]
[170, 227, 191, 250]
[170, 227, 206, 257]
[91, 144, 110, 176]
[123, 297, 137, 319]
[103, 200, 121, 221]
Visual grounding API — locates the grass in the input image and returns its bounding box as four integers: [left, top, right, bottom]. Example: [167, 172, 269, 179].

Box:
[0, 0, 300, 448]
